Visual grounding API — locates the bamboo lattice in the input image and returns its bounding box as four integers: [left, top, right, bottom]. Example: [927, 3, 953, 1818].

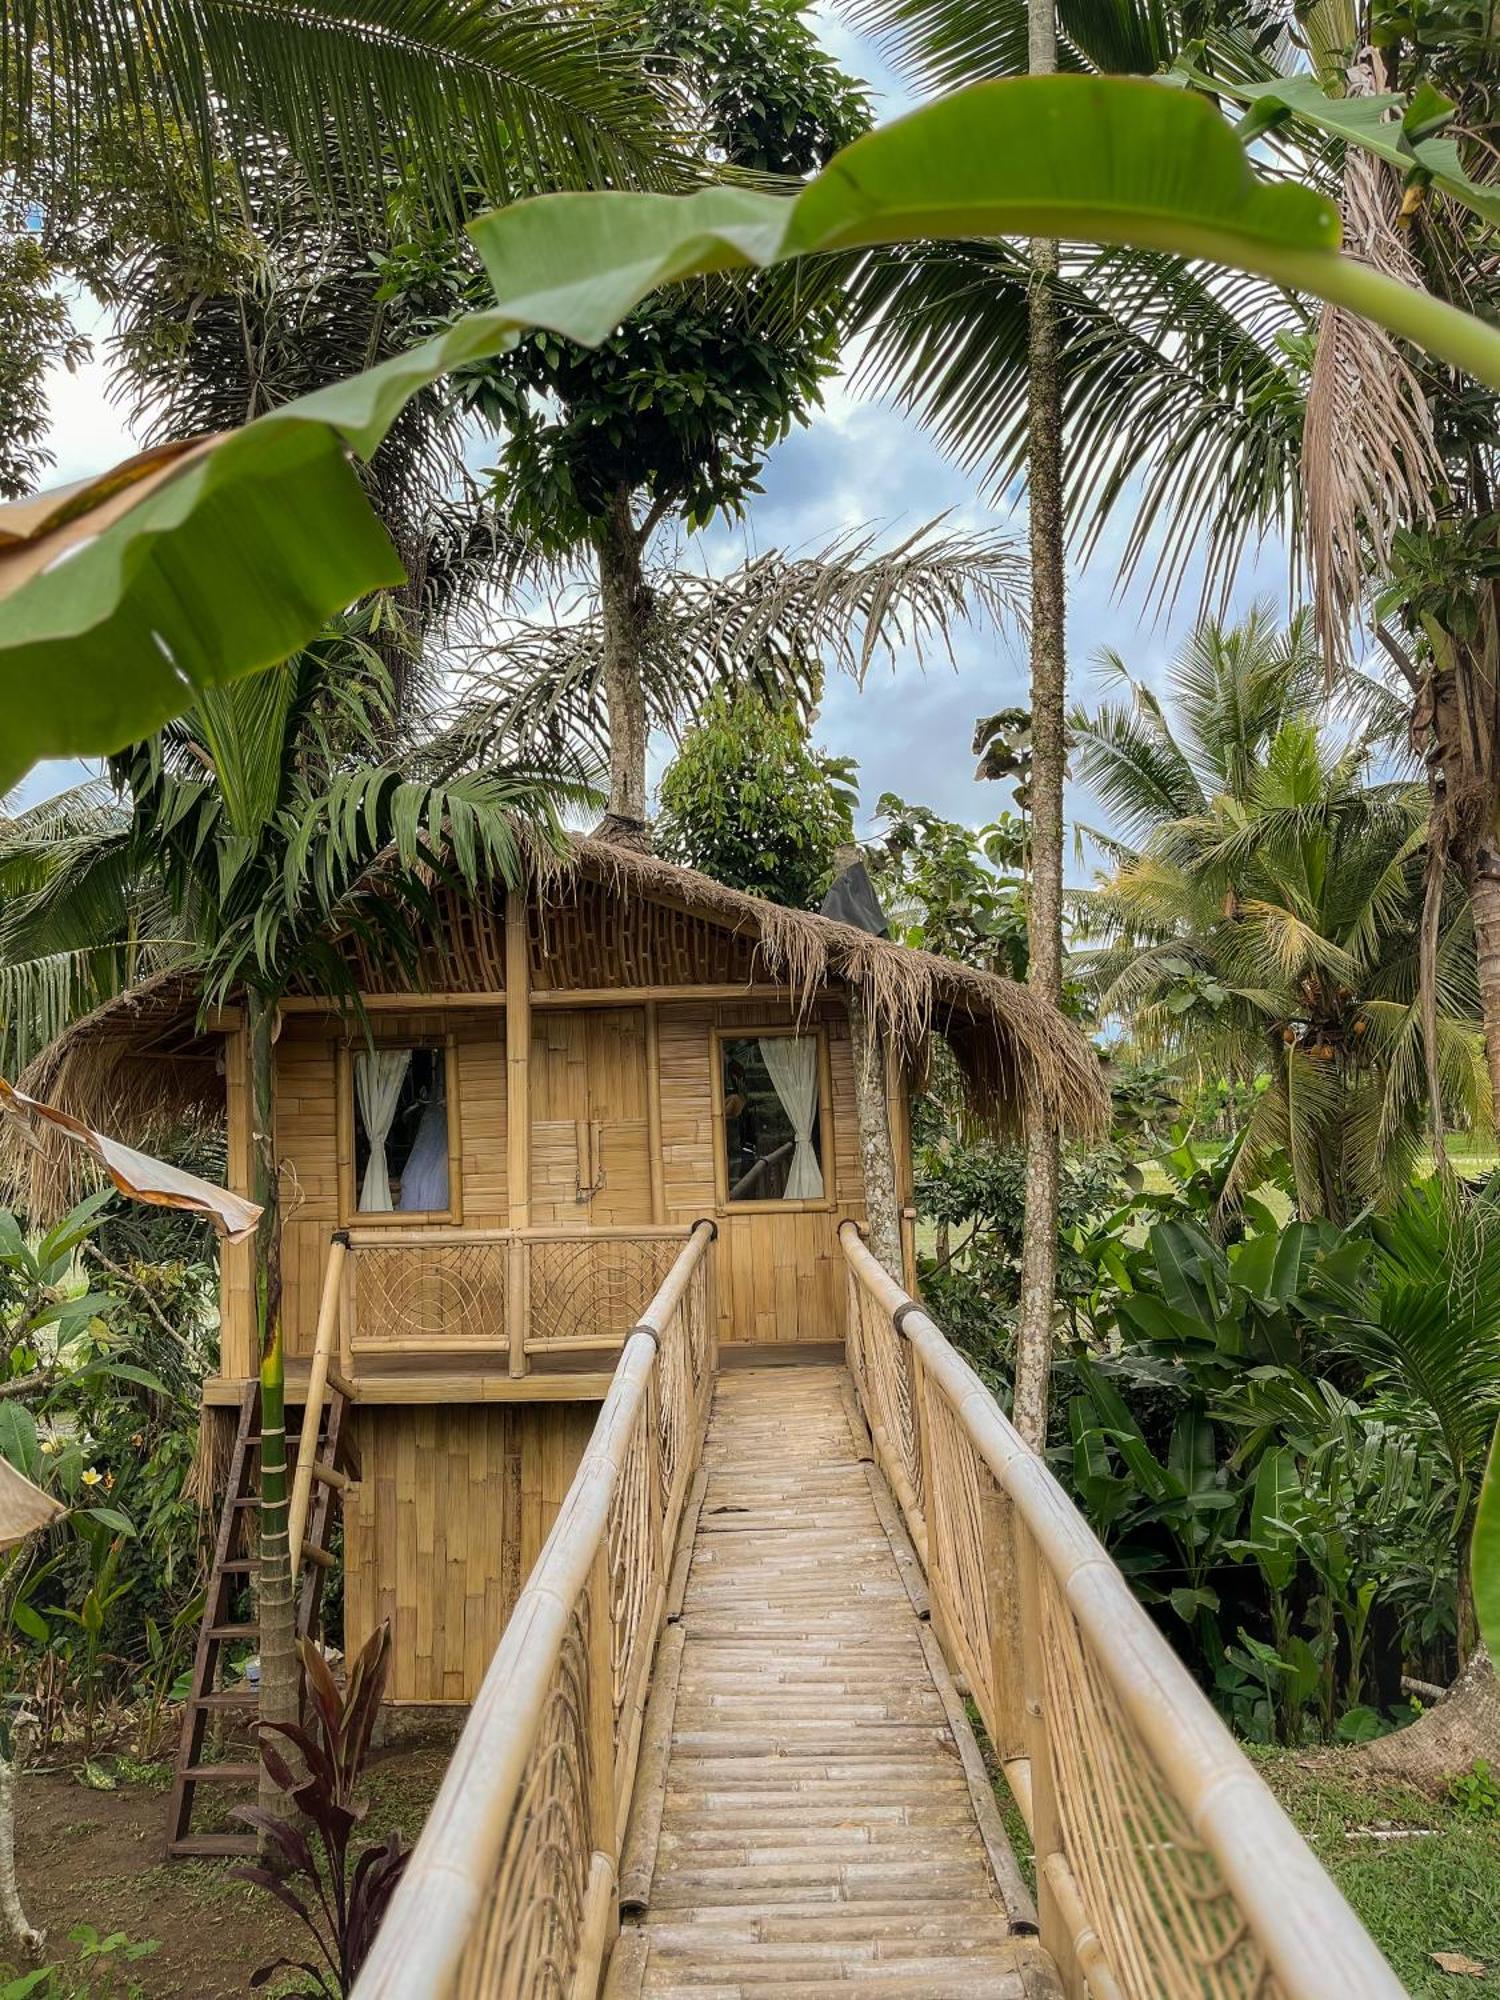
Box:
[528, 1235, 681, 1350]
[454, 1588, 594, 2000]
[352, 1221, 716, 2000]
[836, 1221, 1403, 2000]
[349, 1239, 507, 1353]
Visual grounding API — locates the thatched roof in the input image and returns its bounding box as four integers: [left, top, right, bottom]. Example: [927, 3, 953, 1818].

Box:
[6, 839, 1105, 1217]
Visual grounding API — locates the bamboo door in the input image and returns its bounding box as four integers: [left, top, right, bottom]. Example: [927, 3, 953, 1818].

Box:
[529, 1009, 653, 1225]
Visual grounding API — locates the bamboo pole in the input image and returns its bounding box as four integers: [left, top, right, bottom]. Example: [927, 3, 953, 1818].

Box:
[506, 886, 531, 1375]
[287, 1233, 348, 1573]
[353, 1222, 713, 2000]
[835, 1220, 1405, 2000]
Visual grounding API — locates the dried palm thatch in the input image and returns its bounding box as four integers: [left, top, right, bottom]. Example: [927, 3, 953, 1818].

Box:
[1302, 54, 1441, 666]
[4, 841, 1105, 1217]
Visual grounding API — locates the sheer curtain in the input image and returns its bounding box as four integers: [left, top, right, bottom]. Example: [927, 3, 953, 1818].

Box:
[757, 1036, 824, 1199]
[398, 1080, 450, 1211]
[356, 1049, 411, 1211]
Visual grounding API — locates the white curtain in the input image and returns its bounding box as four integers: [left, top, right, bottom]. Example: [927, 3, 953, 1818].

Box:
[398, 1082, 450, 1212]
[356, 1049, 411, 1211]
[757, 1036, 824, 1200]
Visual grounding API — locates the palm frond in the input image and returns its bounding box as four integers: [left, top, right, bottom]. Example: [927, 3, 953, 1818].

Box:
[6, 0, 680, 221]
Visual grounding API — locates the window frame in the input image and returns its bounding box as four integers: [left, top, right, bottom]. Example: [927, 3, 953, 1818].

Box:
[710, 1023, 835, 1215]
[336, 1032, 462, 1227]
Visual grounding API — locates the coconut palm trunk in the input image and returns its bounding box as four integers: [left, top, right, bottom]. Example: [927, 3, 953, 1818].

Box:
[594, 483, 655, 845]
[247, 986, 298, 1832]
[1012, 0, 1066, 1455]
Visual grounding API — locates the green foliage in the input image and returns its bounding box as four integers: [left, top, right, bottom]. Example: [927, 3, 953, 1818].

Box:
[1073, 610, 1486, 1222]
[866, 794, 1028, 977]
[0, 234, 91, 499]
[0, 1927, 160, 2000]
[656, 686, 857, 909]
[0, 1193, 216, 1760]
[1448, 1760, 1500, 1822]
[476, 0, 867, 547]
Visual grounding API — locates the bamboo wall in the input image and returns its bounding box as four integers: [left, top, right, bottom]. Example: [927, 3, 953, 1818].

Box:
[342, 1401, 596, 1702]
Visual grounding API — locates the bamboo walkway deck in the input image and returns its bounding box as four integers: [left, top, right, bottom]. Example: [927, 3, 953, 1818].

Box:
[606, 1365, 1062, 1999]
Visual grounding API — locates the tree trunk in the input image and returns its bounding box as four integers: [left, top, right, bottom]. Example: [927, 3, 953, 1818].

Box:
[248, 987, 297, 1839]
[1012, 0, 1067, 1453]
[1358, 1645, 1500, 1786]
[594, 483, 654, 848]
[847, 987, 905, 1282]
[1465, 857, 1500, 1121]
[0, 1732, 42, 1960]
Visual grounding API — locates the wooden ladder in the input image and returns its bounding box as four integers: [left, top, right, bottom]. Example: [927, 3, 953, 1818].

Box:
[165, 1370, 360, 1859]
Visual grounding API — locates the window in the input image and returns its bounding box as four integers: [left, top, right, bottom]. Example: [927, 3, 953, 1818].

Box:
[351, 1045, 452, 1214]
[719, 1033, 827, 1204]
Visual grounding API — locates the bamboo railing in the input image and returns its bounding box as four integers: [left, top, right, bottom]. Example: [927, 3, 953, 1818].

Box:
[351, 1218, 716, 2000]
[341, 1224, 687, 1375]
[838, 1219, 1403, 2000]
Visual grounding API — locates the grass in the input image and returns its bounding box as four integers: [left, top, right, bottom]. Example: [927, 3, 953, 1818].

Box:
[972, 1712, 1500, 1994]
[1250, 1750, 1500, 1996]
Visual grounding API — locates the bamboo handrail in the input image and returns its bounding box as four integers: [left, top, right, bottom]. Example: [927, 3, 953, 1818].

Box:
[352, 1218, 716, 2000]
[287, 1231, 348, 1572]
[836, 1219, 1404, 2000]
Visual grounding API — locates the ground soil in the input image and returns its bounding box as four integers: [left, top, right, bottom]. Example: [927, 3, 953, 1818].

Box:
[3, 1732, 452, 1998]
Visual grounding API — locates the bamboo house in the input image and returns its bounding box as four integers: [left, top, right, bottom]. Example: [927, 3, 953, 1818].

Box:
[12, 839, 1103, 1708]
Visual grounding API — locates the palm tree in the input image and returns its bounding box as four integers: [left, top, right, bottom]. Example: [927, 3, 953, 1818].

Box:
[1073, 611, 1489, 1222]
[842, 0, 1500, 1132]
[429, 519, 1028, 787]
[0, 642, 585, 1818]
[5, 0, 676, 226]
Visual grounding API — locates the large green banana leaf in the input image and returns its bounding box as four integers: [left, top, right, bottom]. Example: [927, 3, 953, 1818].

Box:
[1477, 1421, 1499, 1663]
[5, 75, 1500, 796]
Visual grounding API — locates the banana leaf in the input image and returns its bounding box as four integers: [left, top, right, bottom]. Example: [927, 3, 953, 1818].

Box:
[5, 76, 1500, 794]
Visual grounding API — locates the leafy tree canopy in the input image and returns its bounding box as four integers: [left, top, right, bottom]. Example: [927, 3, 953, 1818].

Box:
[655, 683, 857, 908]
[471, 0, 870, 546]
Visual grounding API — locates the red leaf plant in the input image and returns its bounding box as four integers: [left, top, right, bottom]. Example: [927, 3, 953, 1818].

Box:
[231, 1621, 409, 1997]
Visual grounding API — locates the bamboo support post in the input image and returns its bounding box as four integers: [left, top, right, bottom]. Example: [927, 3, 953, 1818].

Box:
[287, 1233, 347, 1573]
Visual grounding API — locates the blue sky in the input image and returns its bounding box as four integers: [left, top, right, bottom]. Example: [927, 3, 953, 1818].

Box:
[17, 9, 1297, 853]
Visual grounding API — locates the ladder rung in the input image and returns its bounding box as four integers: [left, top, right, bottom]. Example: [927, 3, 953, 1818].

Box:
[182, 1761, 259, 1783]
[301, 1542, 334, 1569]
[325, 1364, 357, 1400]
[208, 1622, 258, 1641]
[193, 1687, 257, 1710]
[231, 1496, 259, 1509]
[167, 1832, 256, 1859]
[310, 1460, 350, 1491]
[221, 1558, 255, 1573]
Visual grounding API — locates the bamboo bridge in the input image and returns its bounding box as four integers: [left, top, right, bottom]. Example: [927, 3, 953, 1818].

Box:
[351, 1219, 1405, 2000]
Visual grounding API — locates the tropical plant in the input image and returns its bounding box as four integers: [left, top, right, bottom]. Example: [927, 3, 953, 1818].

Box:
[3, 0, 676, 226]
[465, 0, 869, 833]
[0, 646, 585, 1812]
[866, 795, 1030, 977]
[7, 76, 1500, 803]
[1073, 613, 1487, 1219]
[655, 685, 858, 908]
[433, 519, 1027, 779]
[233, 1625, 408, 2000]
[1308, 1175, 1500, 1653]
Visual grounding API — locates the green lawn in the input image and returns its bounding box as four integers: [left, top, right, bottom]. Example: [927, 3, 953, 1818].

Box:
[980, 1728, 1499, 1992]
[1249, 1750, 1500, 1995]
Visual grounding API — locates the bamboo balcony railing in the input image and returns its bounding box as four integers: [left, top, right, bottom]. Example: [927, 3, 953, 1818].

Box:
[838, 1219, 1404, 2000]
[340, 1224, 688, 1376]
[351, 1218, 717, 2000]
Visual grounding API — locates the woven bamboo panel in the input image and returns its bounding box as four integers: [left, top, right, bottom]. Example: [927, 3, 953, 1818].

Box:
[527, 1235, 680, 1350]
[1039, 1562, 1283, 1999]
[455, 1586, 595, 2000]
[350, 1239, 507, 1352]
[531, 876, 760, 991]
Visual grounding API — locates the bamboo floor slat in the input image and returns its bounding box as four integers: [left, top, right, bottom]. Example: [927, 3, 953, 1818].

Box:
[611, 1366, 1062, 1999]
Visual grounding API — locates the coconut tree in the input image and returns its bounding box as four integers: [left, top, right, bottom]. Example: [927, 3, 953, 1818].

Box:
[0, 641, 585, 1818]
[1074, 617, 1488, 1222]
